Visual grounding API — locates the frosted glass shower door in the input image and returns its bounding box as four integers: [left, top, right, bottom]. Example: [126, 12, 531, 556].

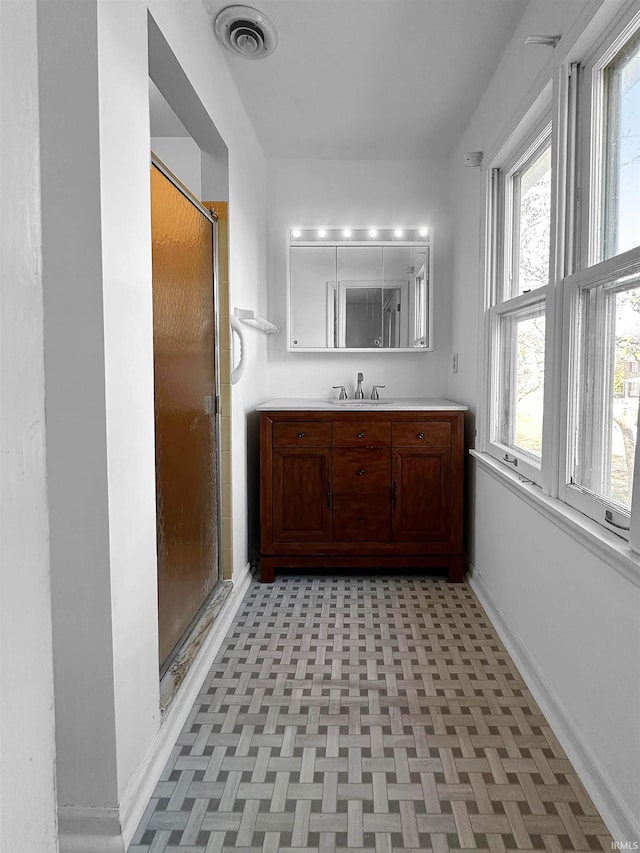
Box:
[151, 162, 220, 669]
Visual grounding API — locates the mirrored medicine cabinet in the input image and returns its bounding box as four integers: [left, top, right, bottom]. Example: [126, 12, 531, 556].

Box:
[287, 228, 432, 352]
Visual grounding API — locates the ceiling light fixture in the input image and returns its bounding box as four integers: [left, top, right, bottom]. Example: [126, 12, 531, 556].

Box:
[342, 229, 352, 239]
[394, 229, 403, 238]
[419, 227, 428, 237]
[368, 229, 377, 239]
[291, 228, 301, 239]
[318, 229, 327, 238]
[214, 5, 279, 60]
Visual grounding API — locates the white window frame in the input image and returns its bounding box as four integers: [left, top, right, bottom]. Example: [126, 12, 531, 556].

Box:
[479, 2, 640, 554]
[556, 5, 640, 545]
[488, 287, 552, 483]
[503, 126, 554, 301]
[559, 248, 640, 544]
[484, 111, 555, 487]
[580, 6, 640, 269]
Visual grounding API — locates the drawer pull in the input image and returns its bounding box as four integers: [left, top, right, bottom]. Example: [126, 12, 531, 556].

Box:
[357, 431, 365, 438]
[298, 432, 306, 438]
[417, 432, 425, 439]
[357, 469, 366, 476]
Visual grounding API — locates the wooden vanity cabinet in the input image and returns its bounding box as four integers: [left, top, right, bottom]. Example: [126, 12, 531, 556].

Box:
[260, 410, 464, 583]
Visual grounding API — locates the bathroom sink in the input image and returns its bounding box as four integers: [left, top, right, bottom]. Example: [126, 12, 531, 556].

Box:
[329, 399, 397, 406]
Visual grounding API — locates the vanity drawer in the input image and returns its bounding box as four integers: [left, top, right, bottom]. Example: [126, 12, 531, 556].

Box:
[332, 495, 390, 541]
[392, 421, 452, 447]
[273, 421, 331, 447]
[332, 448, 390, 493]
[333, 420, 391, 447]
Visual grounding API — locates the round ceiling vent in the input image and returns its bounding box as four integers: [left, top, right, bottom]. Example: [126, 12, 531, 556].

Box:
[214, 5, 278, 60]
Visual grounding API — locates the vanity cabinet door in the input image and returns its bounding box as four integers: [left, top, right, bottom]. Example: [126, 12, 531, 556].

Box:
[392, 447, 451, 542]
[272, 447, 331, 542]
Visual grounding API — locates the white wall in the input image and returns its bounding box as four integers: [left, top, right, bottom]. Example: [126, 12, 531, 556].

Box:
[0, 3, 59, 850]
[474, 467, 640, 838]
[448, 0, 640, 839]
[32, 0, 268, 849]
[151, 136, 202, 199]
[38, 0, 122, 817]
[97, 1, 164, 804]
[267, 160, 452, 399]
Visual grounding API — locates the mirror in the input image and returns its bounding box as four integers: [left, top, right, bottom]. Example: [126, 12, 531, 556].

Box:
[288, 229, 431, 352]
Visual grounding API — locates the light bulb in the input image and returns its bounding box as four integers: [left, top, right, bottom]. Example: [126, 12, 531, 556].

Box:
[368, 229, 377, 238]
[318, 229, 327, 239]
[342, 229, 352, 239]
[291, 228, 301, 239]
[419, 227, 428, 237]
[394, 229, 403, 238]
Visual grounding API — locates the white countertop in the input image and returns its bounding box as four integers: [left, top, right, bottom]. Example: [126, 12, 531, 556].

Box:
[256, 397, 468, 411]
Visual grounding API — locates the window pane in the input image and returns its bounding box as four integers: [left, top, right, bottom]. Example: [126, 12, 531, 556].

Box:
[497, 305, 545, 459]
[603, 32, 640, 259]
[514, 145, 552, 294]
[573, 276, 640, 509]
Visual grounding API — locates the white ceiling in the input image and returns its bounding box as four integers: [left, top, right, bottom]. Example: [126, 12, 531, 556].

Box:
[201, 0, 530, 159]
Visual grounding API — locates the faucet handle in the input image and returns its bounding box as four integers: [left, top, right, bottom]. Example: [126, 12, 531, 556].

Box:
[333, 385, 348, 400]
[370, 385, 386, 400]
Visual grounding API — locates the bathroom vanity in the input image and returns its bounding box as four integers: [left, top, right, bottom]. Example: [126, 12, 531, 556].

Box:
[257, 398, 467, 583]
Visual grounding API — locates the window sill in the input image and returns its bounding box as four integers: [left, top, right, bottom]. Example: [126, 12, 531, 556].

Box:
[470, 449, 640, 589]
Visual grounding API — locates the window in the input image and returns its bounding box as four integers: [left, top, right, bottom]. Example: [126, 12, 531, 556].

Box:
[568, 269, 640, 519]
[482, 5, 640, 547]
[487, 124, 553, 483]
[559, 9, 640, 540]
[494, 300, 546, 460]
[509, 142, 552, 296]
[601, 31, 640, 260]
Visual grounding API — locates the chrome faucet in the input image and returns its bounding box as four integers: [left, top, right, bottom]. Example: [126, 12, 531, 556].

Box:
[355, 372, 364, 399]
[333, 385, 348, 399]
[370, 384, 385, 399]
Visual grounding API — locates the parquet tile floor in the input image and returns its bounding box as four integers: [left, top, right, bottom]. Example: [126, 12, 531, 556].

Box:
[129, 575, 612, 852]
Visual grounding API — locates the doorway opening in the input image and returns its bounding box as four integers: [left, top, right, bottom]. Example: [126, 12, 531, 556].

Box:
[148, 20, 231, 695]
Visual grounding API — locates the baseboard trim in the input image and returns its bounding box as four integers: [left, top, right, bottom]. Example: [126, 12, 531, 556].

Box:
[57, 807, 125, 853]
[121, 560, 252, 847]
[469, 569, 639, 844]
[58, 562, 253, 853]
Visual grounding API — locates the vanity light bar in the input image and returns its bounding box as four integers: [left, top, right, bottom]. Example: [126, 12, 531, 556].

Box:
[290, 227, 429, 242]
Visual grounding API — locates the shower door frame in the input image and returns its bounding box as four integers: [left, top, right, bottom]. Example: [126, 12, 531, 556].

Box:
[151, 153, 223, 676]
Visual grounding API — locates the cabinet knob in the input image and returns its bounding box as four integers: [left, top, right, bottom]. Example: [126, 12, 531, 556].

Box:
[298, 432, 306, 438]
[357, 431, 365, 438]
[357, 469, 366, 476]
[417, 432, 425, 439]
